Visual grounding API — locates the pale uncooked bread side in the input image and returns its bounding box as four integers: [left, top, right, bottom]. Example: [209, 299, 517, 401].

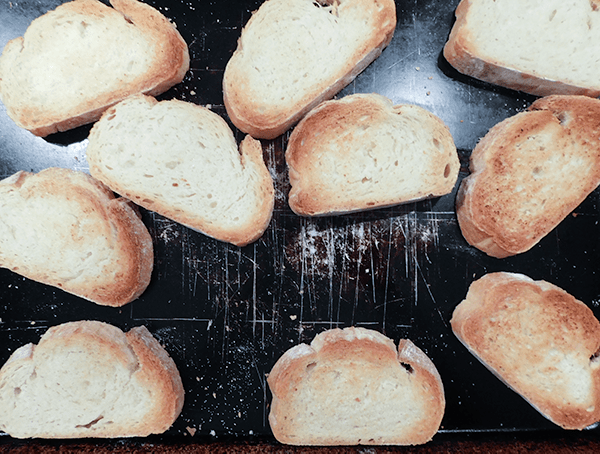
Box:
[456, 95, 600, 258]
[267, 327, 445, 446]
[86, 94, 274, 247]
[0, 0, 189, 137]
[0, 321, 184, 438]
[286, 93, 459, 216]
[223, 0, 396, 139]
[444, 0, 600, 97]
[0, 167, 153, 307]
[451, 272, 600, 430]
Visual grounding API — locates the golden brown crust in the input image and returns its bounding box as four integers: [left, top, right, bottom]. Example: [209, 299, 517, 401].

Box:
[452, 272, 600, 430]
[443, 0, 600, 97]
[2, 0, 189, 137]
[456, 95, 600, 258]
[222, 0, 396, 139]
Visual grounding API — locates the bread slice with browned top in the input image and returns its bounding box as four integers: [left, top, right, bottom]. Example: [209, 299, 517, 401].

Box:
[444, 0, 600, 97]
[267, 327, 445, 445]
[0, 167, 153, 307]
[286, 93, 459, 216]
[0, 0, 189, 136]
[456, 95, 600, 258]
[451, 272, 600, 430]
[0, 320, 184, 438]
[86, 94, 274, 247]
[223, 0, 396, 139]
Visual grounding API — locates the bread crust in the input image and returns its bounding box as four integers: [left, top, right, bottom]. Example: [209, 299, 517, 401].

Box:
[267, 327, 445, 446]
[451, 272, 600, 430]
[456, 95, 600, 258]
[0, 167, 153, 306]
[443, 0, 600, 97]
[285, 93, 459, 215]
[223, 0, 396, 139]
[0, 0, 189, 137]
[0, 321, 184, 438]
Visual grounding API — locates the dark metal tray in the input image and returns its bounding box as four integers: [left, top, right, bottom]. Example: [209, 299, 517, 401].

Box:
[1, 0, 599, 445]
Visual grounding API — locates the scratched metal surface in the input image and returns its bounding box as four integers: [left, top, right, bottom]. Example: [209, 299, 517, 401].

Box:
[1, 0, 600, 444]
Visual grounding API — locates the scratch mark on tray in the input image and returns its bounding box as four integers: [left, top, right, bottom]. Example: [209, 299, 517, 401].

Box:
[415, 258, 448, 329]
[351, 223, 364, 326]
[252, 243, 257, 339]
[382, 219, 393, 333]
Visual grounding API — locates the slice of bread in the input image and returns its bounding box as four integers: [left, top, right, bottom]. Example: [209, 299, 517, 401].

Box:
[222, 0, 396, 139]
[285, 93, 459, 216]
[456, 95, 600, 258]
[0, 167, 153, 307]
[444, 0, 600, 97]
[451, 272, 600, 430]
[0, 0, 189, 137]
[86, 94, 274, 247]
[267, 327, 445, 445]
[0, 320, 184, 438]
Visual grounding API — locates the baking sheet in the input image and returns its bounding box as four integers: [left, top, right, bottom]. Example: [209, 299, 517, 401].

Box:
[1, 0, 600, 443]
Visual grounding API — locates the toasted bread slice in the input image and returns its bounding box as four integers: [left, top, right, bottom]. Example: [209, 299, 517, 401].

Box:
[444, 0, 600, 97]
[86, 94, 274, 247]
[222, 0, 396, 139]
[451, 272, 600, 430]
[456, 95, 600, 258]
[285, 93, 459, 216]
[0, 320, 184, 438]
[267, 327, 445, 445]
[0, 0, 189, 137]
[0, 167, 153, 306]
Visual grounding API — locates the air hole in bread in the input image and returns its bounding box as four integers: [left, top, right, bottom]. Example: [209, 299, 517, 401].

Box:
[549, 9, 557, 21]
[122, 14, 134, 25]
[76, 415, 104, 429]
[557, 112, 570, 126]
[13, 387, 21, 396]
[590, 347, 600, 363]
[306, 361, 317, 372]
[312, 0, 340, 16]
[444, 163, 451, 178]
[400, 362, 414, 374]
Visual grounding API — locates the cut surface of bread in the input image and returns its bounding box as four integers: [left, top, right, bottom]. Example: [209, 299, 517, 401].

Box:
[0, 0, 189, 136]
[267, 327, 445, 446]
[286, 93, 459, 216]
[456, 95, 600, 258]
[451, 272, 600, 430]
[0, 320, 184, 438]
[0, 167, 153, 306]
[444, 0, 600, 97]
[86, 94, 274, 247]
[223, 0, 396, 139]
